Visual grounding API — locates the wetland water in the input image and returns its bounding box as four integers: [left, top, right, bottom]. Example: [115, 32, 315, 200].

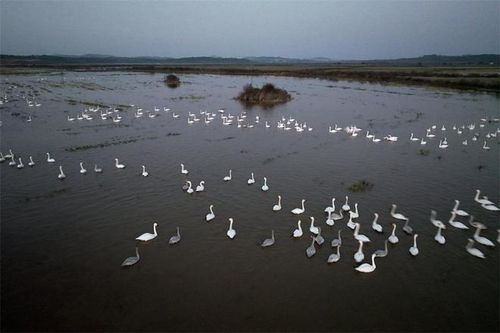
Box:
[1, 71, 499, 331]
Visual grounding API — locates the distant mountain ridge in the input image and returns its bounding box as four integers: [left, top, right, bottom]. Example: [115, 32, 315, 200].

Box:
[0, 53, 498, 65]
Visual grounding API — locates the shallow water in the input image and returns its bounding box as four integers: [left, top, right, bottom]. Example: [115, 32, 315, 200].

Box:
[1, 72, 499, 331]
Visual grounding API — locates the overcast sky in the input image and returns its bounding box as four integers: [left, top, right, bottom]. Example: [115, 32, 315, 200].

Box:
[1, 0, 498, 59]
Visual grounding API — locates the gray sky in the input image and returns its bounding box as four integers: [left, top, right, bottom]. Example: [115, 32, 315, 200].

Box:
[1, 0, 498, 59]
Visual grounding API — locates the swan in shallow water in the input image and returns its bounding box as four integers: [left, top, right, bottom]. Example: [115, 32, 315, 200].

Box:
[388, 223, 399, 244]
[324, 198, 336, 213]
[430, 210, 445, 228]
[114, 158, 125, 169]
[420, 138, 427, 145]
[272, 195, 282, 211]
[196, 181, 205, 192]
[342, 196, 350, 211]
[121, 247, 140, 267]
[482, 141, 490, 150]
[325, 211, 334, 226]
[80, 162, 87, 174]
[4, 149, 13, 159]
[410, 133, 419, 141]
[346, 212, 356, 230]
[473, 225, 495, 247]
[9, 156, 16, 166]
[374, 240, 389, 258]
[223, 169, 232, 181]
[474, 189, 494, 205]
[481, 202, 500, 211]
[402, 218, 413, 235]
[141, 165, 148, 177]
[452, 200, 469, 217]
[16, 157, 24, 169]
[58, 165, 66, 179]
[169, 227, 181, 244]
[136, 222, 158, 242]
[180, 163, 189, 175]
[309, 217, 319, 235]
[247, 172, 255, 185]
[291, 199, 306, 215]
[28, 156, 35, 167]
[261, 230, 275, 247]
[327, 245, 341, 263]
[293, 220, 303, 238]
[371, 213, 383, 233]
[227, 218, 236, 239]
[332, 209, 343, 221]
[466, 238, 485, 259]
[261, 177, 269, 192]
[94, 164, 102, 173]
[354, 240, 365, 263]
[390, 204, 407, 220]
[355, 253, 377, 273]
[448, 211, 469, 229]
[350, 203, 359, 219]
[434, 225, 446, 245]
[186, 181, 194, 194]
[206, 205, 215, 222]
[354, 223, 371, 242]
[306, 236, 317, 258]
[331, 229, 342, 247]
[409, 234, 419, 256]
[315, 227, 325, 245]
[46, 152, 55, 163]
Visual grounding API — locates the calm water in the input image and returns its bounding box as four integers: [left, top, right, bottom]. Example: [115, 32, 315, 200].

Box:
[1, 72, 499, 332]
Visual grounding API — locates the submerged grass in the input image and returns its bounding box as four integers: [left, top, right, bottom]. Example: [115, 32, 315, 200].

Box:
[348, 180, 374, 192]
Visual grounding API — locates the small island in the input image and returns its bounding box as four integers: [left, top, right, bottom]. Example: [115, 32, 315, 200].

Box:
[235, 83, 292, 106]
[164, 74, 181, 87]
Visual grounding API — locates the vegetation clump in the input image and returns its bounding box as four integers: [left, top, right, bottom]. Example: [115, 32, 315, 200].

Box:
[419, 149, 430, 156]
[348, 180, 374, 192]
[235, 83, 292, 106]
[165, 74, 181, 87]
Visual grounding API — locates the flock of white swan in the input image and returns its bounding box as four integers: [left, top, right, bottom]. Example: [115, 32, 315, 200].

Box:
[1, 90, 499, 273]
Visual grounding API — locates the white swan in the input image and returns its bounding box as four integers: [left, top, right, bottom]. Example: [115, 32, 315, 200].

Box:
[80, 162, 87, 174]
[186, 181, 194, 194]
[247, 172, 255, 185]
[481, 202, 500, 211]
[196, 181, 205, 192]
[332, 209, 343, 221]
[9, 156, 16, 166]
[168, 227, 181, 244]
[448, 211, 469, 229]
[466, 238, 485, 259]
[227, 218, 236, 239]
[261, 230, 275, 247]
[324, 198, 336, 213]
[371, 213, 383, 233]
[372, 136, 381, 143]
[420, 138, 427, 145]
[272, 195, 282, 211]
[139, 165, 148, 177]
[409, 234, 419, 256]
[136, 222, 158, 242]
[16, 158, 24, 169]
[58, 165, 66, 179]
[306, 236, 317, 258]
[327, 244, 340, 263]
[342, 196, 350, 211]
[4, 149, 13, 159]
[354, 222, 371, 242]
[434, 226, 446, 244]
[410, 133, 419, 141]
[355, 253, 377, 273]
[121, 247, 140, 267]
[390, 204, 407, 220]
[114, 158, 125, 169]
[473, 225, 495, 247]
[206, 205, 215, 222]
[350, 203, 359, 219]
[438, 139, 448, 149]
[28, 156, 35, 167]
[291, 199, 306, 215]
[402, 218, 413, 235]
[325, 211, 334, 226]
[331, 230, 342, 247]
[430, 210, 445, 228]
[482, 141, 490, 150]
[452, 200, 469, 217]
[354, 240, 365, 263]
[180, 163, 189, 175]
[223, 169, 232, 181]
[388, 223, 399, 244]
[315, 227, 325, 245]
[309, 217, 319, 235]
[0, 152, 5, 162]
[374, 240, 388, 257]
[474, 190, 494, 205]
[94, 164, 102, 173]
[293, 220, 303, 238]
[46, 152, 55, 163]
[261, 177, 269, 191]
[346, 212, 356, 230]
